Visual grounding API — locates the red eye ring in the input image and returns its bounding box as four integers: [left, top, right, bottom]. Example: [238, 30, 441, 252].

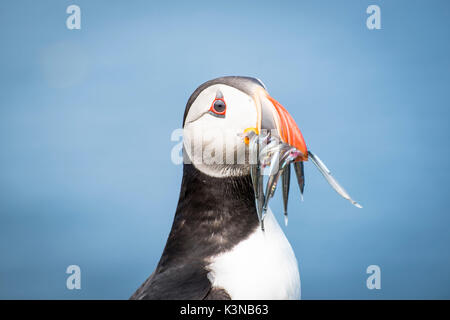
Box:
[209, 98, 227, 116]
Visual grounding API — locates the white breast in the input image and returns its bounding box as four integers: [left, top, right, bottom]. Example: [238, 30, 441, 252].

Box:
[206, 209, 301, 300]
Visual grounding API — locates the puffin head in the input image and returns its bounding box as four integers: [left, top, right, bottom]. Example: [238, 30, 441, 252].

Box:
[182, 76, 308, 178]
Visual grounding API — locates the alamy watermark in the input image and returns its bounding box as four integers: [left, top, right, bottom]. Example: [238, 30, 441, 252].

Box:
[66, 265, 81, 290]
[66, 5, 81, 30]
[366, 5, 381, 30]
[366, 265, 381, 290]
[170, 127, 293, 173]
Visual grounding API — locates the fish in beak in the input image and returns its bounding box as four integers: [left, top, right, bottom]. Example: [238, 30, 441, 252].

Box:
[245, 88, 362, 230]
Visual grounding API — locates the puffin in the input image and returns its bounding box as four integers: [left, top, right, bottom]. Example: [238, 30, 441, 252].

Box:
[130, 76, 361, 300]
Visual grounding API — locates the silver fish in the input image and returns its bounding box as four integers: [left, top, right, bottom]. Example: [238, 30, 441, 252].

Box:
[247, 131, 361, 232]
[261, 144, 297, 219]
[257, 172, 265, 231]
[282, 163, 290, 226]
[308, 151, 362, 208]
[248, 134, 266, 230]
[262, 149, 281, 218]
[293, 161, 305, 201]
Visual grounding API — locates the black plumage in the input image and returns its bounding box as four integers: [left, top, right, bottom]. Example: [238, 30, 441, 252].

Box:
[130, 164, 259, 300]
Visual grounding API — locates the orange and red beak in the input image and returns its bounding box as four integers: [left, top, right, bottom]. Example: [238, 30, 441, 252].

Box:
[253, 88, 308, 161]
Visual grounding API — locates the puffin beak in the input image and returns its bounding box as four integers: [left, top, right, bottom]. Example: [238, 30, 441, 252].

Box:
[243, 88, 310, 229]
[245, 87, 361, 231]
[254, 88, 308, 161]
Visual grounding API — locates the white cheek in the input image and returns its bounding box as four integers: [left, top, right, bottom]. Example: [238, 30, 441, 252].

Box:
[226, 96, 258, 133]
[183, 120, 244, 171]
[183, 85, 258, 177]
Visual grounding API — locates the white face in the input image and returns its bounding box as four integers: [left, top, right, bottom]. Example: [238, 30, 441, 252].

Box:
[183, 84, 258, 177]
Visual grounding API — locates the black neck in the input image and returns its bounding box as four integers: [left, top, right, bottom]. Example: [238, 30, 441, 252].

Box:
[157, 164, 259, 269]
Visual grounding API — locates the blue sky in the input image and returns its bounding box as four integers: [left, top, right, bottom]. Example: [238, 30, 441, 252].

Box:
[0, 0, 449, 299]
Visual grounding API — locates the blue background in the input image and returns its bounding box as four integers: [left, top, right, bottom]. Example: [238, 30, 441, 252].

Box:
[0, 0, 449, 299]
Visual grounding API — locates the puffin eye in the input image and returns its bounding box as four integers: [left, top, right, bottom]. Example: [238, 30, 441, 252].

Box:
[213, 100, 226, 113]
[209, 98, 226, 118]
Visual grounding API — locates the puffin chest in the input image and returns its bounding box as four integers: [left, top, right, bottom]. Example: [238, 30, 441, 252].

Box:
[206, 210, 301, 300]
